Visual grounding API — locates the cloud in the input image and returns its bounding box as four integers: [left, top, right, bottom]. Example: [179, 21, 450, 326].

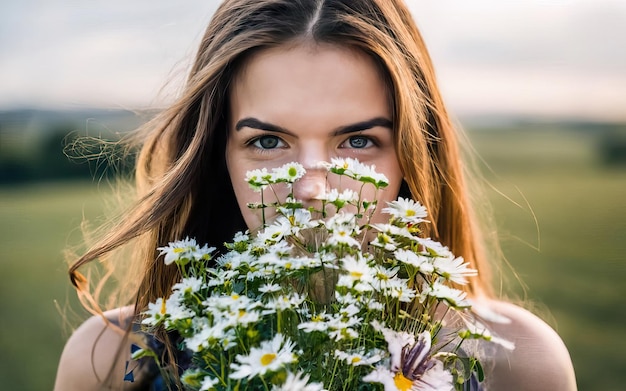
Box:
[0, 0, 218, 108]
[409, 0, 626, 120]
[0, 0, 624, 120]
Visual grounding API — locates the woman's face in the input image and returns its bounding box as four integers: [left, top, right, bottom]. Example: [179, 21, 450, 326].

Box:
[226, 43, 403, 231]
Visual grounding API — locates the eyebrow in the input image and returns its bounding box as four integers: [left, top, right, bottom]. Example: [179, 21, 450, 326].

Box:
[235, 117, 393, 136]
[235, 118, 292, 135]
[334, 117, 393, 135]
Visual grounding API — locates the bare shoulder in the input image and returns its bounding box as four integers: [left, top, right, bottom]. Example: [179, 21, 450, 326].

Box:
[54, 306, 137, 391]
[476, 298, 577, 390]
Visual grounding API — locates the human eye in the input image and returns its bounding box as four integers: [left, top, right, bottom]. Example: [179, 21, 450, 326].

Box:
[341, 135, 376, 149]
[249, 135, 285, 150]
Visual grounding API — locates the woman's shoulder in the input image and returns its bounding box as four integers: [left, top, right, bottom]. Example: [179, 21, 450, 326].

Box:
[475, 298, 577, 390]
[54, 306, 140, 391]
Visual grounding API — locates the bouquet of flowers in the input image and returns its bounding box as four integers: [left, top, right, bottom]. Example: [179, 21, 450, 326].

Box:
[137, 158, 509, 390]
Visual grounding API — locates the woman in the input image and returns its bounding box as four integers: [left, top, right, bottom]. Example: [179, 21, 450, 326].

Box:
[55, 0, 577, 390]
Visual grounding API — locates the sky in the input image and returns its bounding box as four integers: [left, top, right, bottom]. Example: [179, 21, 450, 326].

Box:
[1, 0, 625, 121]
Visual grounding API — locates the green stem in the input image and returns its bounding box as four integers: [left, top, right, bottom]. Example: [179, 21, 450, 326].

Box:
[260, 374, 270, 391]
[328, 357, 341, 390]
[261, 190, 266, 226]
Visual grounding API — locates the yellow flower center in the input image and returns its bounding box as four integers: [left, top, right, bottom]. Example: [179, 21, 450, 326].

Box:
[260, 353, 277, 366]
[160, 299, 166, 315]
[350, 271, 363, 278]
[351, 357, 361, 364]
[232, 294, 240, 300]
[173, 247, 184, 253]
[394, 373, 413, 391]
[379, 233, 391, 243]
[405, 209, 416, 217]
[238, 310, 246, 318]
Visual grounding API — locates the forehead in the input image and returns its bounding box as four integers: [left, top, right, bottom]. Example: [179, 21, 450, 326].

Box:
[236, 42, 376, 74]
[228, 43, 391, 126]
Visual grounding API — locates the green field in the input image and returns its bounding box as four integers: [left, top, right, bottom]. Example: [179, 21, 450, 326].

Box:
[1, 126, 624, 390]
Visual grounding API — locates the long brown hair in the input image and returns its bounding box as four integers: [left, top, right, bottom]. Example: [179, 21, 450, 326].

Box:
[70, 0, 493, 380]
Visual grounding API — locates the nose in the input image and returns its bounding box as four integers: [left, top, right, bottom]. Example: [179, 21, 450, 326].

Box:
[292, 144, 329, 204]
[292, 169, 328, 203]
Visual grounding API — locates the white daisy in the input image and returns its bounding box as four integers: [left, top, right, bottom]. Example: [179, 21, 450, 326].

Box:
[420, 281, 470, 308]
[370, 265, 399, 291]
[336, 253, 374, 289]
[337, 303, 361, 320]
[157, 237, 202, 265]
[255, 250, 285, 271]
[272, 161, 306, 183]
[323, 212, 361, 248]
[354, 162, 389, 188]
[163, 291, 195, 323]
[245, 168, 272, 191]
[382, 198, 428, 225]
[323, 157, 357, 174]
[184, 318, 234, 352]
[233, 230, 250, 243]
[415, 237, 453, 258]
[459, 318, 516, 351]
[216, 250, 254, 271]
[229, 334, 297, 380]
[322, 158, 388, 187]
[432, 255, 477, 285]
[204, 293, 261, 322]
[380, 278, 416, 303]
[257, 218, 292, 244]
[298, 312, 331, 333]
[327, 230, 361, 248]
[141, 297, 167, 326]
[366, 299, 385, 311]
[261, 293, 306, 315]
[199, 375, 219, 391]
[328, 310, 361, 327]
[371, 223, 416, 241]
[258, 283, 282, 294]
[334, 349, 382, 366]
[328, 325, 359, 341]
[271, 371, 326, 391]
[172, 276, 205, 295]
[394, 249, 434, 274]
[206, 268, 239, 287]
[276, 207, 314, 230]
[228, 308, 261, 328]
[316, 188, 358, 209]
[370, 230, 399, 251]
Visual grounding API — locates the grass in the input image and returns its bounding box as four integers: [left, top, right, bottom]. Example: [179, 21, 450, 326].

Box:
[0, 125, 624, 390]
[0, 181, 110, 390]
[469, 127, 626, 390]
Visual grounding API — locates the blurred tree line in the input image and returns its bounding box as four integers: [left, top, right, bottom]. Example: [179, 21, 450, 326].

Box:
[598, 127, 626, 166]
[0, 109, 147, 184]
